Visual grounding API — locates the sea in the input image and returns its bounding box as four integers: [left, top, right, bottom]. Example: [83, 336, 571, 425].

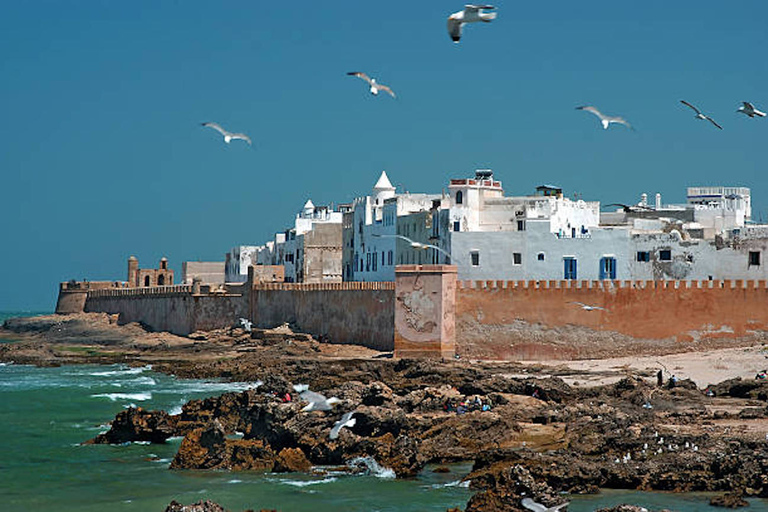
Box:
[1, 311, 767, 512]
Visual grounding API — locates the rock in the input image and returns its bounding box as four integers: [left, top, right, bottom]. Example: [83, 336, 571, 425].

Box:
[274, 447, 312, 473]
[86, 407, 176, 444]
[165, 500, 227, 512]
[710, 491, 749, 508]
[171, 419, 229, 469]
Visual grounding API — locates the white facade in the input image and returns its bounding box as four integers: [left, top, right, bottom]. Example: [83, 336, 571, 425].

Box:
[225, 246, 259, 283]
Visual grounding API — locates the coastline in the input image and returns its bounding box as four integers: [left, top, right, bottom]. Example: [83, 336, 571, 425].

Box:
[3, 313, 768, 512]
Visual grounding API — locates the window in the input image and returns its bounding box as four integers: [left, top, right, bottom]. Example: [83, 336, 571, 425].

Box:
[470, 251, 480, 266]
[373, 254, 377, 271]
[388, 250, 393, 266]
[659, 249, 672, 261]
[366, 253, 370, 271]
[537, 252, 545, 261]
[453, 221, 461, 232]
[455, 191, 463, 204]
[749, 251, 761, 266]
[600, 257, 616, 280]
[144, 275, 151, 287]
[158, 274, 165, 286]
[513, 253, 522, 265]
[564, 257, 577, 280]
[637, 251, 650, 262]
[517, 220, 526, 231]
[382, 251, 385, 266]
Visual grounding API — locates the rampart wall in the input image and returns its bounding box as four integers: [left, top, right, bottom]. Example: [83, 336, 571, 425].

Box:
[455, 279, 768, 359]
[251, 282, 395, 350]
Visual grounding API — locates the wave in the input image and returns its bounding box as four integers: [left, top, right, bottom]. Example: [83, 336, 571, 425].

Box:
[276, 477, 337, 487]
[430, 480, 470, 489]
[346, 456, 396, 479]
[88, 365, 151, 377]
[91, 392, 152, 401]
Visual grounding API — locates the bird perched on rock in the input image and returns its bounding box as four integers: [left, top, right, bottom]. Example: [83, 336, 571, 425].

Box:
[447, 5, 497, 43]
[329, 411, 356, 440]
[293, 384, 341, 412]
[576, 105, 633, 130]
[680, 100, 722, 130]
[521, 497, 570, 512]
[201, 122, 252, 145]
[737, 101, 766, 118]
[346, 72, 396, 98]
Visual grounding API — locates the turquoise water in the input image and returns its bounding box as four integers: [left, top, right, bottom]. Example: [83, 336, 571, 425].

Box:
[2, 311, 768, 511]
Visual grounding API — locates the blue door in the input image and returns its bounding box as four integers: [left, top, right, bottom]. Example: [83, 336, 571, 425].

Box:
[599, 257, 616, 280]
[564, 257, 577, 279]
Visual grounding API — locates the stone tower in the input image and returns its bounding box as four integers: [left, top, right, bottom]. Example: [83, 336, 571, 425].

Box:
[127, 256, 139, 286]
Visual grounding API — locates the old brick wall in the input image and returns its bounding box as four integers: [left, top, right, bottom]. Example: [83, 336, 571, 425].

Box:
[251, 282, 394, 350]
[456, 279, 768, 359]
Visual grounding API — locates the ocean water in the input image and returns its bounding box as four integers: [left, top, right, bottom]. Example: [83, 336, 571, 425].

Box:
[2, 311, 768, 512]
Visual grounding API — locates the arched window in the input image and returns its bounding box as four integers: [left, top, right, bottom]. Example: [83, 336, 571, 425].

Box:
[158, 274, 165, 286]
[144, 275, 151, 287]
[456, 191, 463, 205]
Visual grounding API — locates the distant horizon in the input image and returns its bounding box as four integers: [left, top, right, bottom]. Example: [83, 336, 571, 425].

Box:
[3, 1, 767, 310]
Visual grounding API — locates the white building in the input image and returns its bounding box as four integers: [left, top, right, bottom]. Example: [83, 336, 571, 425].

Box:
[225, 246, 260, 283]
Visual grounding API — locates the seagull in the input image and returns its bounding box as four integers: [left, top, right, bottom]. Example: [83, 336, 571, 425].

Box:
[293, 384, 341, 412]
[447, 5, 497, 43]
[575, 106, 633, 130]
[372, 234, 452, 261]
[680, 101, 722, 130]
[346, 72, 396, 98]
[201, 122, 252, 145]
[521, 497, 570, 512]
[605, 203, 654, 213]
[329, 411, 356, 440]
[239, 318, 252, 332]
[737, 101, 766, 118]
[571, 301, 607, 312]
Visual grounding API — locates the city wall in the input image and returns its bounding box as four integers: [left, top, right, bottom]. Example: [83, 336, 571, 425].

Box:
[251, 282, 395, 351]
[455, 278, 768, 359]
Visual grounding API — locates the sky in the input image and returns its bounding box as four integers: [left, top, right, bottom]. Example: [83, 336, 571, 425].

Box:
[1, 1, 767, 310]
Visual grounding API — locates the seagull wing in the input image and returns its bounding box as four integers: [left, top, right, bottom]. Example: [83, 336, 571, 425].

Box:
[705, 116, 723, 130]
[423, 244, 452, 260]
[521, 498, 549, 512]
[230, 132, 252, 145]
[576, 105, 606, 120]
[465, 4, 494, 11]
[373, 234, 415, 244]
[743, 101, 755, 110]
[377, 83, 396, 98]
[347, 71, 373, 85]
[680, 100, 702, 115]
[447, 16, 463, 42]
[329, 412, 356, 440]
[202, 122, 229, 136]
[552, 503, 570, 511]
[609, 116, 633, 130]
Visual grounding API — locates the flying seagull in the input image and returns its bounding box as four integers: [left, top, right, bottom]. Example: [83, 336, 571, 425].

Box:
[447, 5, 497, 43]
[680, 101, 722, 130]
[571, 301, 607, 312]
[521, 497, 570, 512]
[372, 234, 452, 261]
[293, 384, 341, 412]
[737, 101, 766, 118]
[346, 72, 396, 98]
[605, 203, 654, 213]
[575, 106, 633, 130]
[329, 411, 356, 440]
[238, 318, 253, 332]
[201, 122, 252, 145]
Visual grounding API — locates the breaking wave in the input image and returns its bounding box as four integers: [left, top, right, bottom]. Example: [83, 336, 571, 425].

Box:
[346, 456, 396, 479]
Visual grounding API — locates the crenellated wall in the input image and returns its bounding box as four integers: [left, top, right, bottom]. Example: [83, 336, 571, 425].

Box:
[456, 278, 768, 359]
[251, 281, 395, 350]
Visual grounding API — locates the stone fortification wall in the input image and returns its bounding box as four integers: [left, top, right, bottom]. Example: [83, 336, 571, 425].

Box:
[251, 282, 395, 350]
[56, 281, 126, 314]
[85, 285, 247, 335]
[456, 279, 768, 360]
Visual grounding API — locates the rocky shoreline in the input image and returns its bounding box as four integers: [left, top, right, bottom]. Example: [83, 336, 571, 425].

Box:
[3, 313, 768, 511]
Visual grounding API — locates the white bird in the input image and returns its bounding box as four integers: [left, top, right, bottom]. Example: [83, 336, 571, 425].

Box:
[447, 5, 497, 43]
[329, 411, 356, 440]
[239, 318, 252, 332]
[346, 72, 396, 98]
[571, 301, 607, 312]
[737, 101, 766, 118]
[201, 122, 252, 145]
[293, 384, 341, 412]
[575, 106, 633, 130]
[521, 497, 570, 512]
[680, 100, 723, 130]
[372, 234, 452, 261]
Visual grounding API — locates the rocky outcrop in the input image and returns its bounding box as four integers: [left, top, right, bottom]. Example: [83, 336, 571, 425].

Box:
[86, 407, 176, 444]
[165, 500, 227, 512]
[710, 491, 749, 508]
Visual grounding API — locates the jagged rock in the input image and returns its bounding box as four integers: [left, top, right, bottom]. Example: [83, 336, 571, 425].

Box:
[165, 500, 227, 512]
[274, 447, 312, 473]
[86, 407, 176, 444]
[710, 492, 749, 508]
[171, 419, 229, 469]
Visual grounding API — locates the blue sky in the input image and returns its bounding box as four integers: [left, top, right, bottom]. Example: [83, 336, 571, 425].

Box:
[1, 1, 767, 310]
